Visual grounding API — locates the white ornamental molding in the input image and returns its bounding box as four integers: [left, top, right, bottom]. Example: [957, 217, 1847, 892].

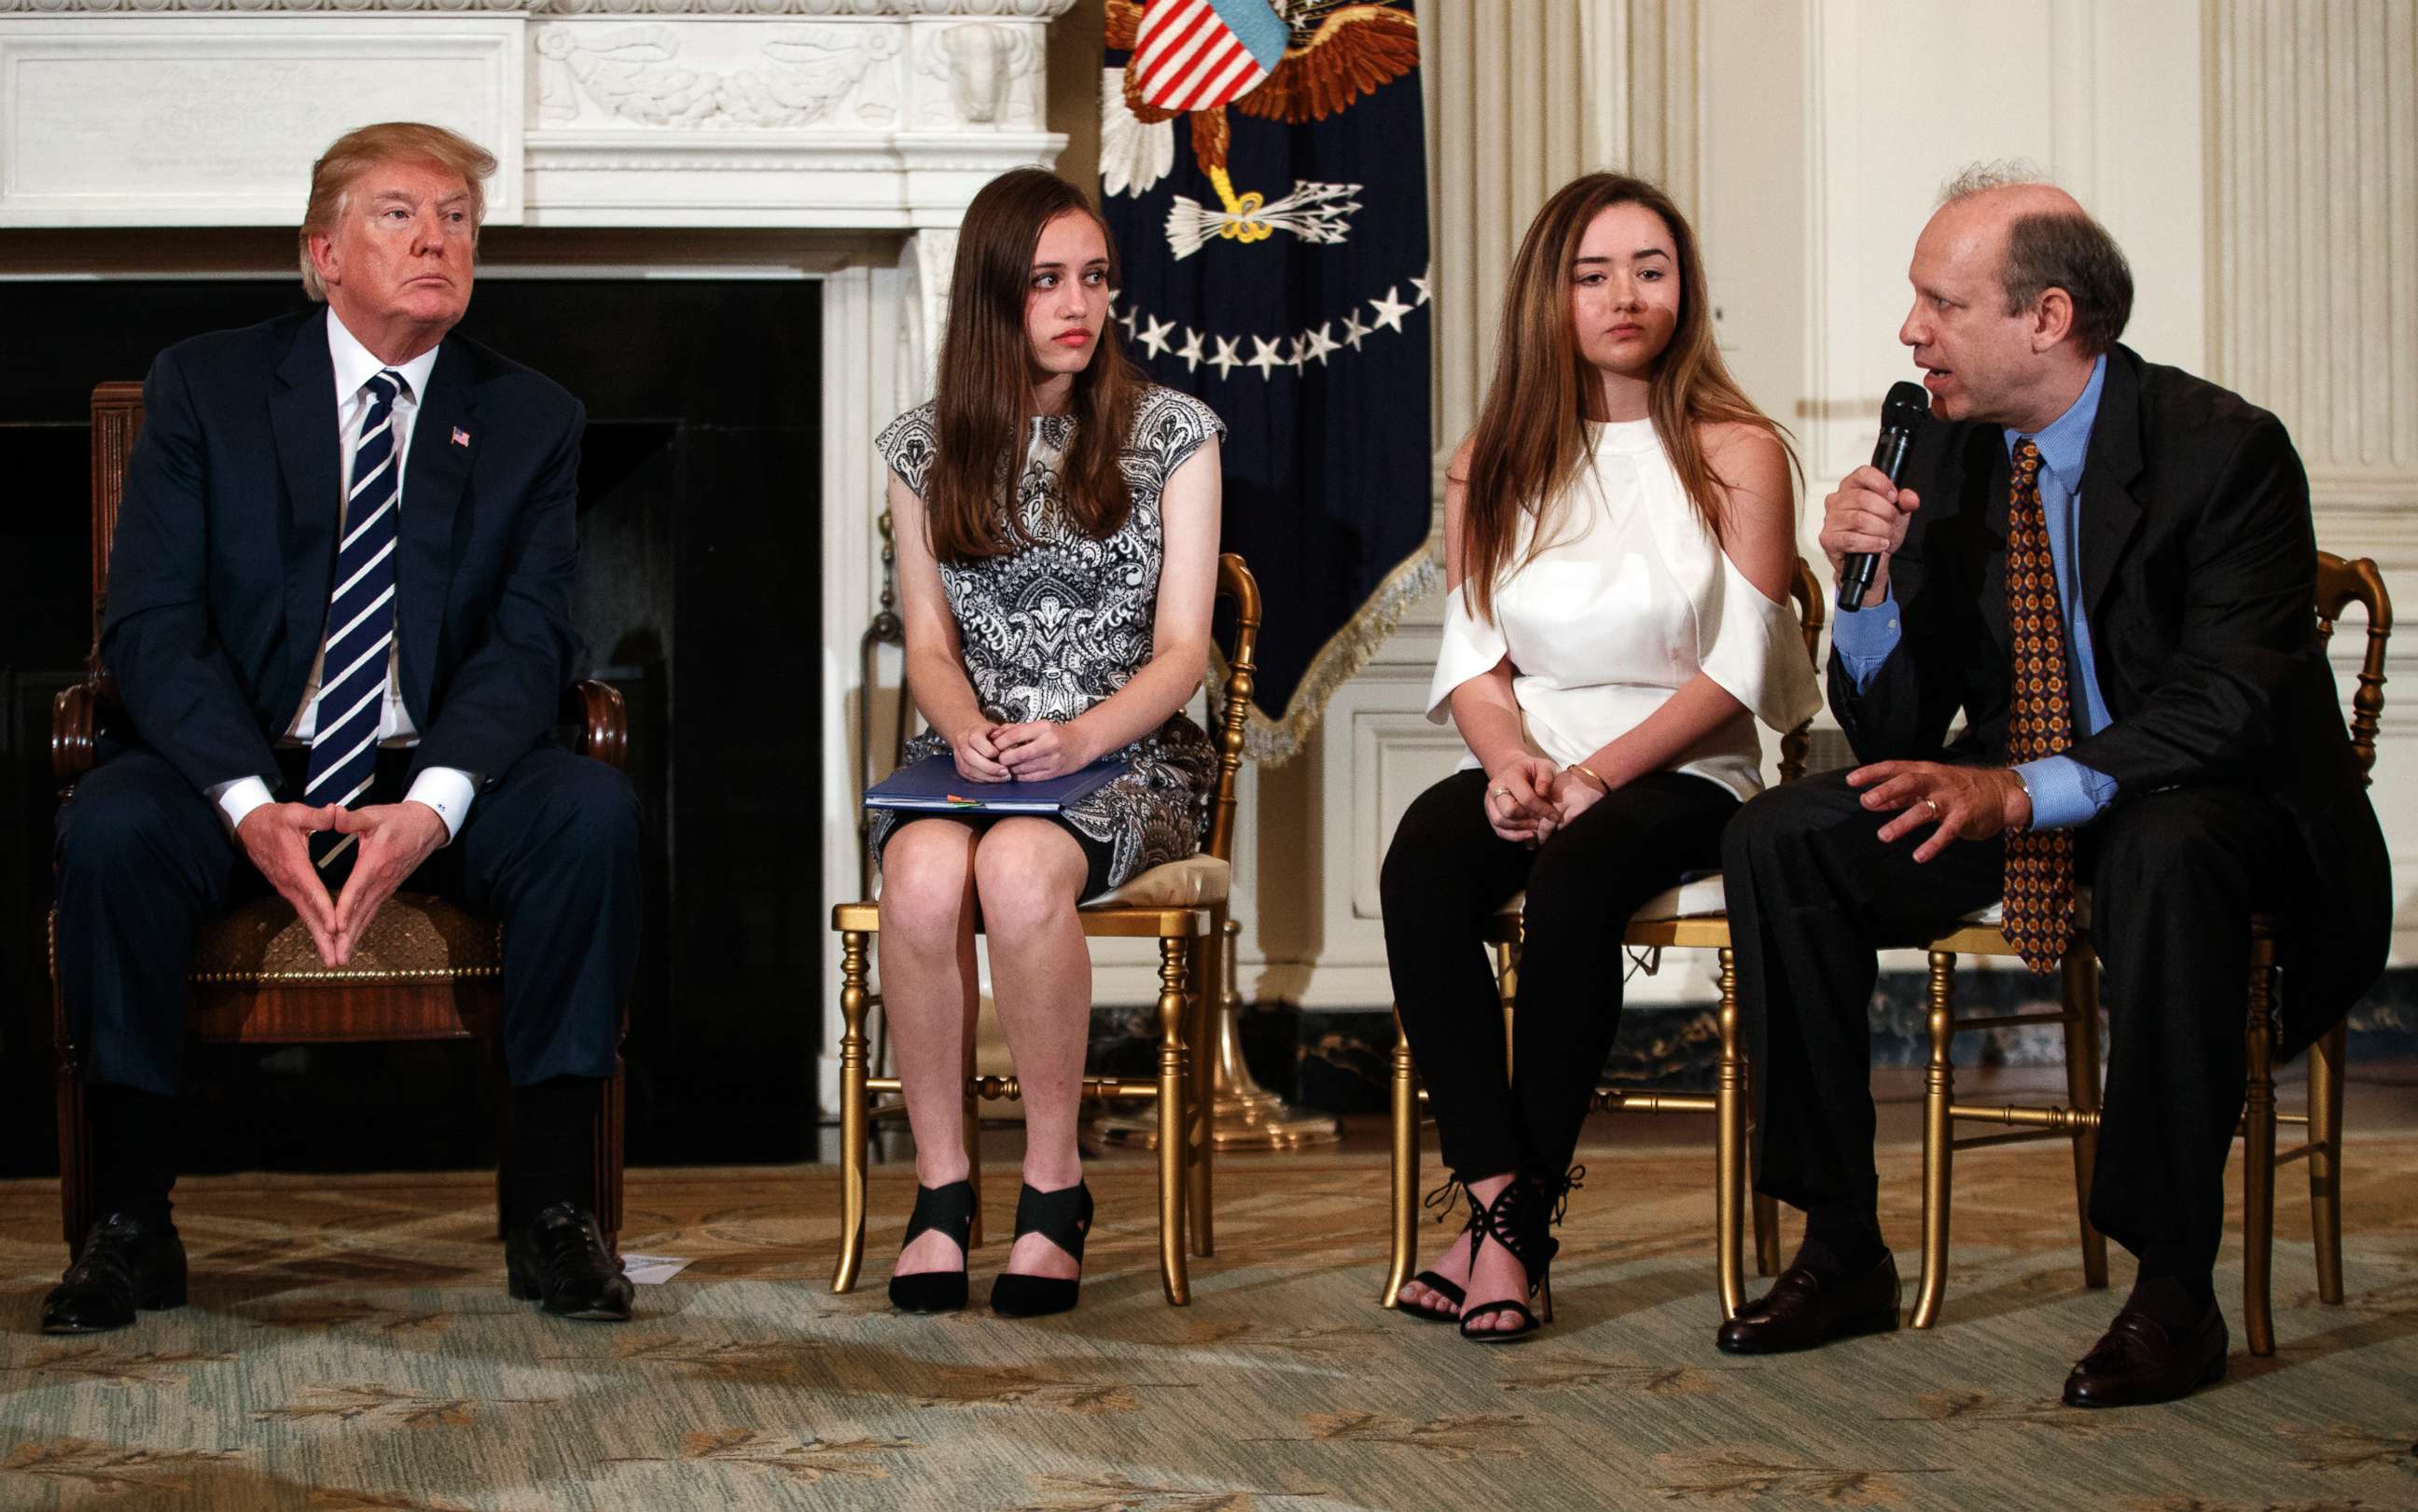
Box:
[0, 0, 1075, 12]
[536, 21, 906, 129]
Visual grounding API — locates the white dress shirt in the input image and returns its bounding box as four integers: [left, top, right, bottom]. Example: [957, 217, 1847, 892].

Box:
[206, 312, 478, 841]
[1426, 418, 1822, 800]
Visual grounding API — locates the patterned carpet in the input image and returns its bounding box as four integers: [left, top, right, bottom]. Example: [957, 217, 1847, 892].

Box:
[2, 1137, 2413, 1511]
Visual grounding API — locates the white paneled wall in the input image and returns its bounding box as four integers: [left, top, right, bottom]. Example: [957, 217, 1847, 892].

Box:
[1215, 0, 2418, 1011]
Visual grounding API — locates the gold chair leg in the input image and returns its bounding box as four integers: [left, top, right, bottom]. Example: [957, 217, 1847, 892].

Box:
[1154, 934, 1193, 1305]
[2060, 947, 2110, 1289]
[833, 930, 872, 1294]
[961, 1028, 984, 1250]
[2308, 1018, 2347, 1305]
[1383, 1007, 1419, 1308]
[1911, 950, 1957, 1330]
[1187, 913, 1219, 1258]
[1715, 946, 1749, 1319]
[2243, 941, 2278, 1357]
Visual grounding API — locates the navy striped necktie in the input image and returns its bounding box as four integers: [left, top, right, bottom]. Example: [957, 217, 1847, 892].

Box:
[307, 368, 407, 870]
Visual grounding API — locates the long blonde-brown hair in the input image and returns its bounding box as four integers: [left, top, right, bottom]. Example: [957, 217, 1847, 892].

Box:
[924, 168, 1144, 562]
[1459, 173, 1794, 621]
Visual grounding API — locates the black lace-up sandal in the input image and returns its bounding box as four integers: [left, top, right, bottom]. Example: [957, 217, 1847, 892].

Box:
[1397, 1175, 1480, 1323]
[1457, 1169, 1578, 1345]
[988, 1181, 1093, 1318]
[887, 1180, 976, 1313]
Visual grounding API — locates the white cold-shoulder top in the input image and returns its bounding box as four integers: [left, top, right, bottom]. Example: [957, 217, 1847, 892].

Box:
[1426, 418, 1823, 801]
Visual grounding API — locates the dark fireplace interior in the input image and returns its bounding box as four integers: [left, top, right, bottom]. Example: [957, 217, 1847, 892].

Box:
[0, 275, 826, 1178]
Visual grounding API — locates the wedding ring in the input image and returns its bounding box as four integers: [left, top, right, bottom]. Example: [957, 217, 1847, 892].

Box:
[1923, 797, 1941, 817]
[1491, 785, 1512, 799]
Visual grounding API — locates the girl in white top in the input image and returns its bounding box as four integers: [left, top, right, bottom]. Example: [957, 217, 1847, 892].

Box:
[1381, 173, 1820, 1343]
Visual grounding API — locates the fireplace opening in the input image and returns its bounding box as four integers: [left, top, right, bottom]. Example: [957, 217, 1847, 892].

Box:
[0, 274, 827, 1176]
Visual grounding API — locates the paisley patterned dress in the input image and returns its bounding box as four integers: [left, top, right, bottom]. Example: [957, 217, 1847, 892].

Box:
[869, 385, 1225, 895]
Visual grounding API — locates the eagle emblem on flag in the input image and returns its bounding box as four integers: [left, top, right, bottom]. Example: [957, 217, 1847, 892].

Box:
[1105, 0, 1420, 256]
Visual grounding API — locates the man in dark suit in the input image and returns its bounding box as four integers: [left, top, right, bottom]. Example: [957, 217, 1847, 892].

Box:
[1710, 167, 2388, 1405]
[45, 122, 640, 1331]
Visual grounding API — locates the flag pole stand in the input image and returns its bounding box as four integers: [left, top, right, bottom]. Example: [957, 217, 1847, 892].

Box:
[1091, 920, 1340, 1151]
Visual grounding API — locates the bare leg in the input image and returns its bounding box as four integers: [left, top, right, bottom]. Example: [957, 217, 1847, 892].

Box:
[972, 818, 1093, 1283]
[877, 819, 981, 1279]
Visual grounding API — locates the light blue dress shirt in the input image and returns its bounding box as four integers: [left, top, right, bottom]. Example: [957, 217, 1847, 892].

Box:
[1833, 354, 2119, 830]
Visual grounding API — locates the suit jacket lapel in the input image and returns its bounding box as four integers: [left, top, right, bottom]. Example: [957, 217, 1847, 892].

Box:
[2078, 348, 2147, 620]
[397, 339, 476, 725]
[269, 310, 340, 714]
[1968, 429, 2013, 659]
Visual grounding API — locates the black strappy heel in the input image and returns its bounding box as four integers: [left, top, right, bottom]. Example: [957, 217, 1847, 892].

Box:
[1397, 1176, 1480, 1323]
[989, 1181, 1093, 1318]
[887, 1180, 976, 1313]
[1457, 1169, 1578, 1345]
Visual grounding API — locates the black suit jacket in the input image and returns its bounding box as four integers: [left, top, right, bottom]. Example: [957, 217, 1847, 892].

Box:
[102, 306, 586, 798]
[1828, 344, 2389, 1054]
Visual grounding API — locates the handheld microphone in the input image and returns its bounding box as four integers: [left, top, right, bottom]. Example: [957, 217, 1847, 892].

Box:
[1837, 381, 1933, 611]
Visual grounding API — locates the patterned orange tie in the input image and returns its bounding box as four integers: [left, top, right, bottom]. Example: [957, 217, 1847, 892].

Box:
[2001, 439, 2076, 973]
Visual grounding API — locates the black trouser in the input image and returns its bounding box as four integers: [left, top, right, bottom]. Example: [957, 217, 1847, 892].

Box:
[1381, 767, 1739, 1182]
[1722, 767, 2300, 1280]
[53, 739, 642, 1220]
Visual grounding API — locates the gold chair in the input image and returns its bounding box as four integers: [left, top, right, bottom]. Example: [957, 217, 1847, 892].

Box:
[50, 382, 632, 1254]
[1383, 559, 1827, 1320]
[1911, 550, 2391, 1356]
[828, 552, 1260, 1306]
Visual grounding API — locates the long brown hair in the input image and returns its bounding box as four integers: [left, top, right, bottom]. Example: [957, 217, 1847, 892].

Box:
[1459, 173, 1795, 621]
[924, 168, 1144, 562]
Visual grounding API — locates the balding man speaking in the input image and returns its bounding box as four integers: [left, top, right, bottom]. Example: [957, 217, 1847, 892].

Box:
[1711, 165, 2387, 1406]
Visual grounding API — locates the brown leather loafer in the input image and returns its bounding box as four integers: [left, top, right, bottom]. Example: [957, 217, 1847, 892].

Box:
[2061, 1300, 2228, 1408]
[1716, 1252, 1901, 1354]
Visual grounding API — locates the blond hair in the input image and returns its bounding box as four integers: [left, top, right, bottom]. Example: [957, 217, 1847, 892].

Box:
[299, 122, 496, 300]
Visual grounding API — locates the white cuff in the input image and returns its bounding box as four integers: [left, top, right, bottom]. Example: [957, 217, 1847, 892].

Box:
[207, 775, 276, 838]
[405, 767, 479, 842]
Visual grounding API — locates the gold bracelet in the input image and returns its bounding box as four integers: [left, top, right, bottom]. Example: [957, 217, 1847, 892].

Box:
[1573, 762, 1610, 794]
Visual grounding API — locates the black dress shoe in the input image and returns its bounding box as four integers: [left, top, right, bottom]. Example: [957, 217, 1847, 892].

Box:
[1716, 1252, 1901, 1354]
[2062, 1300, 2228, 1408]
[505, 1201, 633, 1322]
[42, 1213, 188, 1335]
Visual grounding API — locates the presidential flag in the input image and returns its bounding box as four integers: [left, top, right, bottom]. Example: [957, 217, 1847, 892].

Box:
[1101, 0, 1432, 761]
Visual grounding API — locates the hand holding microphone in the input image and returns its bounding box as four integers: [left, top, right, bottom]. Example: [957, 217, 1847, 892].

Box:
[1827, 381, 1932, 610]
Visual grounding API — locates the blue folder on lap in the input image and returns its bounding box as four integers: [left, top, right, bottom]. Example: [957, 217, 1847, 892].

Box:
[862, 754, 1123, 814]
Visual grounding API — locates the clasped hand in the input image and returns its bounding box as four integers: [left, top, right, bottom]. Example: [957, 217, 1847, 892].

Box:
[235, 799, 448, 966]
[949, 719, 1097, 784]
[1848, 760, 2032, 862]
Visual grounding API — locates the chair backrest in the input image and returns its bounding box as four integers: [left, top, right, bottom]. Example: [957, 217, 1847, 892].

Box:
[1777, 555, 1827, 783]
[2314, 550, 2393, 784]
[88, 381, 146, 653]
[1202, 552, 1261, 865]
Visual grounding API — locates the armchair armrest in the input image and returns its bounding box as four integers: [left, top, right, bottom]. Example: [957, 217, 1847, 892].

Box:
[51, 679, 109, 784]
[565, 679, 629, 771]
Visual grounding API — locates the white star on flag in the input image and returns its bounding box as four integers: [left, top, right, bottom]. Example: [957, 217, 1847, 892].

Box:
[1341, 311, 1372, 350]
[1410, 272, 1434, 306]
[1245, 335, 1285, 380]
[1208, 335, 1244, 379]
[1300, 323, 1340, 366]
[1369, 285, 1414, 334]
[1174, 327, 1205, 372]
[1136, 314, 1176, 359]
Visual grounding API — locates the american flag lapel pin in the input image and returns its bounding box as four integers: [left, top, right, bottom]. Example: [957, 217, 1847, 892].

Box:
[452, 426, 471, 447]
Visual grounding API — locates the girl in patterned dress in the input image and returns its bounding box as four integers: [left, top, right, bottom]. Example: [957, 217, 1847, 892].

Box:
[870, 168, 1224, 1317]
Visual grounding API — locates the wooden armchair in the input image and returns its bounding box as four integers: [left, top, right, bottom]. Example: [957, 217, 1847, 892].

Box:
[1383, 558, 1827, 1320]
[829, 552, 1260, 1307]
[49, 381, 632, 1256]
[1911, 550, 2392, 1357]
